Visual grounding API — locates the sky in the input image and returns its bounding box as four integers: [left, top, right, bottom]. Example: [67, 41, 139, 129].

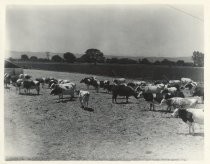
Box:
[6, 5, 203, 57]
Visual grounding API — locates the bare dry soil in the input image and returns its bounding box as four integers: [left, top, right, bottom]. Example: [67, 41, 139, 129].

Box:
[4, 69, 204, 160]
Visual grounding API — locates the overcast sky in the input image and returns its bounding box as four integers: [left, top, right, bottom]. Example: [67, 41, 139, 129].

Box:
[6, 5, 203, 57]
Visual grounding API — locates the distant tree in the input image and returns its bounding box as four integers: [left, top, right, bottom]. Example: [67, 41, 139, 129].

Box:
[118, 58, 137, 64]
[46, 52, 50, 60]
[51, 55, 63, 62]
[141, 58, 151, 65]
[37, 58, 49, 62]
[63, 52, 76, 63]
[81, 48, 105, 65]
[30, 56, 38, 61]
[192, 51, 204, 67]
[176, 60, 185, 66]
[21, 54, 29, 61]
[106, 57, 119, 64]
[154, 60, 161, 65]
[161, 59, 175, 66]
[184, 62, 194, 67]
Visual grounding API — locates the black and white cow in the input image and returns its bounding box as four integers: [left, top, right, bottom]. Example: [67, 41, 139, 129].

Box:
[80, 77, 100, 92]
[50, 83, 76, 102]
[171, 108, 204, 135]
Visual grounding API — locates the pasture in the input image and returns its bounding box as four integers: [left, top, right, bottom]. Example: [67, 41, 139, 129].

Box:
[13, 61, 204, 82]
[4, 69, 204, 160]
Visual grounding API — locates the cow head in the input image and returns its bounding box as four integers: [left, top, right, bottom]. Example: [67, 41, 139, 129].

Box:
[50, 85, 61, 95]
[75, 90, 80, 95]
[80, 78, 86, 83]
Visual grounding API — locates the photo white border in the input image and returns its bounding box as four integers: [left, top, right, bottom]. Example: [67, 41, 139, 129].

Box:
[0, 0, 209, 164]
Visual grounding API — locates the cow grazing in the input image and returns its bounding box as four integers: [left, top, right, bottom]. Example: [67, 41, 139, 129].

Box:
[181, 78, 192, 85]
[140, 92, 164, 111]
[100, 80, 110, 89]
[19, 74, 31, 80]
[80, 77, 100, 92]
[127, 81, 146, 90]
[162, 87, 177, 94]
[49, 79, 58, 88]
[50, 83, 76, 102]
[10, 75, 19, 86]
[112, 85, 140, 103]
[160, 97, 198, 112]
[104, 83, 116, 93]
[113, 78, 126, 85]
[167, 83, 181, 91]
[36, 78, 45, 88]
[75, 90, 90, 108]
[58, 79, 70, 84]
[182, 81, 198, 95]
[4, 73, 11, 88]
[163, 90, 185, 99]
[22, 80, 40, 95]
[154, 80, 168, 85]
[193, 86, 204, 102]
[169, 80, 181, 85]
[171, 108, 204, 135]
[142, 85, 163, 94]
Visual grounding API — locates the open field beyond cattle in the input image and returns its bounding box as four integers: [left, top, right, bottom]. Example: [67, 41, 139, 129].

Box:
[4, 69, 204, 160]
[13, 61, 204, 82]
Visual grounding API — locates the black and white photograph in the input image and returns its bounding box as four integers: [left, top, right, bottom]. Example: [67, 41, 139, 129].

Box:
[2, 1, 207, 161]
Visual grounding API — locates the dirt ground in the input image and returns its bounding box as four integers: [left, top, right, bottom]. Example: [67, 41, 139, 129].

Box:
[4, 69, 204, 160]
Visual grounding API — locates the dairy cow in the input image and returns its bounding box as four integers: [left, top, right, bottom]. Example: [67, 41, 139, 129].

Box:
[172, 108, 204, 135]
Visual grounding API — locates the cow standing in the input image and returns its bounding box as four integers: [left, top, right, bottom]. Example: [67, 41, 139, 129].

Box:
[80, 77, 100, 92]
[172, 108, 204, 135]
[160, 97, 198, 112]
[75, 90, 90, 108]
[112, 85, 140, 103]
[23, 80, 40, 95]
[50, 83, 76, 102]
[4, 73, 11, 88]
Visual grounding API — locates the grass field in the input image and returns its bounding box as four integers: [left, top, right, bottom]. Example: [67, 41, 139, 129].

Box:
[13, 61, 204, 82]
[4, 69, 204, 160]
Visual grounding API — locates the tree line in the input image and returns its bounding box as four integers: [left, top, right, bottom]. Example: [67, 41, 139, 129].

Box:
[9, 49, 204, 67]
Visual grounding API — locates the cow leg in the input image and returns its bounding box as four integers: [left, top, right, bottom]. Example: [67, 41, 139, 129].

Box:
[81, 100, 84, 108]
[79, 97, 83, 108]
[153, 103, 155, 111]
[192, 123, 195, 135]
[189, 124, 191, 134]
[126, 96, 129, 103]
[112, 95, 115, 103]
[37, 88, 40, 95]
[188, 122, 193, 134]
[149, 103, 152, 110]
[58, 95, 61, 103]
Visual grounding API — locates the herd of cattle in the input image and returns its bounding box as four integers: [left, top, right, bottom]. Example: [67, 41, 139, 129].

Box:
[4, 73, 204, 135]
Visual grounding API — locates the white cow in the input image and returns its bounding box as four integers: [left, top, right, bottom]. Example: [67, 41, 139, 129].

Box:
[163, 87, 177, 94]
[58, 79, 71, 84]
[181, 78, 193, 85]
[160, 97, 198, 112]
[143, 85, 163, 94]
[169, 80, 181, 85]
[113, 78, 126, 85]
[76, 90, 90, 108]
